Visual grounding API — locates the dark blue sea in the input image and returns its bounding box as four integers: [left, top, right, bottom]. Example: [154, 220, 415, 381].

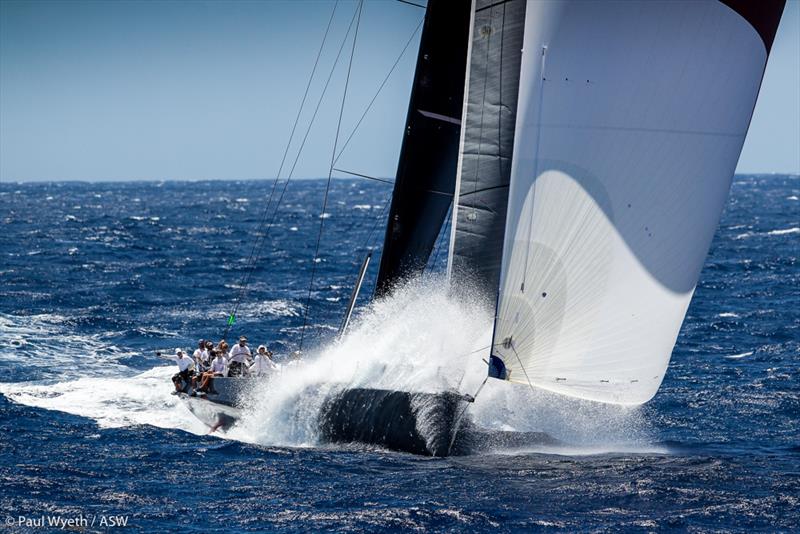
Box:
[1, 176, 798, 532]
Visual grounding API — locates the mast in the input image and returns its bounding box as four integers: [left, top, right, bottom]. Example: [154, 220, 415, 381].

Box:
[374, 0, 472, 297]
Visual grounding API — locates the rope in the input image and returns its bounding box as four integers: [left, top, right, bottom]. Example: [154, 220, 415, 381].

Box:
[222, 1, 339, 340]
[509, 341, 537, 394]
[299, 0, 364, 352]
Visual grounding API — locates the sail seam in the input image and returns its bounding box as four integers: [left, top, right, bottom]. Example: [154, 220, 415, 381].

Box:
[534, 123, 746, 137]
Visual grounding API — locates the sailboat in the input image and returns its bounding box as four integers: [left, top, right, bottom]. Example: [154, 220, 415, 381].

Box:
[317, 0, 786, 455]
[179, 0, 785, 453]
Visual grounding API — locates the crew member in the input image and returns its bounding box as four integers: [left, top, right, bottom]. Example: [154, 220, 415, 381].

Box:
[197, 349, 227, 393]
[171, 349, 195, 394]
[228, 336, 251, 377]
[249, 345, 278, 376]
[193, 339, 210, 372]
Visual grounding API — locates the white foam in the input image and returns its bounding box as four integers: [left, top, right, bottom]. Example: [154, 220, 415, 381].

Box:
[0, 313, 134, 380]
[0, 367, 207, 435]
[767, 227, 799, 236]
[726, 351, 753, 359]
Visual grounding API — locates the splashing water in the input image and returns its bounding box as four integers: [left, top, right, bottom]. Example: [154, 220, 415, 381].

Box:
[1, 278, 654, 454]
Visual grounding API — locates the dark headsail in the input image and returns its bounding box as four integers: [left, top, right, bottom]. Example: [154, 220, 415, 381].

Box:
[448, 0, 527, 300]
[374, 0, 472, 297]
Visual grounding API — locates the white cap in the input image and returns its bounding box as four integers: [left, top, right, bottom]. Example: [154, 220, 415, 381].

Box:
[175, 348, 183, 355]
[258, 345, 266, 351]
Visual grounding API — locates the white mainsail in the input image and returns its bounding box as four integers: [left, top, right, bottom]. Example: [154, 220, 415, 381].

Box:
[454, 0, 784, 404]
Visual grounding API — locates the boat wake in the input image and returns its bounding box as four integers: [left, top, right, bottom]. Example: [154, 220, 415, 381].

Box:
[0, 278, 657, 455]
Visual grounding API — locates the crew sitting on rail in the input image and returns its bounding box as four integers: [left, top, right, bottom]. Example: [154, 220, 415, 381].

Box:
[227, 336, 252, 377]
[193, 339, 210, 373]
[249, 345, 278, 376]
[171, 348, 195, 394]
[196, 349, 227, 394]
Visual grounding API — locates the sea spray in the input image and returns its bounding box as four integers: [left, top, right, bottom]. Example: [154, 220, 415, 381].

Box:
[236, 275, 494, 447]
[235, 276, 654, 453]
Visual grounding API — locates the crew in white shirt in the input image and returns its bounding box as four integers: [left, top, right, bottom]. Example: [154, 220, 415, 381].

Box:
[193, 339, 209, 372]
[210, 351, 227, 375]
[227, 336, 252, 377]
[249, 345, 278, 377]
[172, 349, 195, 393]
[197, 350, 227, 394]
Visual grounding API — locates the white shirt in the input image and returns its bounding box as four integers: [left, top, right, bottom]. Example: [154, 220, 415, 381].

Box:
[193, 348, 209, 365]
[210, 357, 227, 375]
[250, 354, 278, 376]
[175, 354, 194, 372]
[228, 344, 251, 363]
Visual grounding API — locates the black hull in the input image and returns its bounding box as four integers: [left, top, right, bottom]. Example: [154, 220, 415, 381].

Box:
[318, 387, 562, 456]
[318, 387, 465, 456]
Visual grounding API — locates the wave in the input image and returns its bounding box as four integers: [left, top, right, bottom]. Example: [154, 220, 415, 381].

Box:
[735, 227, 800, 239]
[0, 367, 207, 435]
[766, 227, 799, 236]
[0, 313, 135, 381]
[726, 351, 754, 359]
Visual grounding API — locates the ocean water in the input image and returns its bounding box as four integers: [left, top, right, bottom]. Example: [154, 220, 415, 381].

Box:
[0, 175, 798, 532]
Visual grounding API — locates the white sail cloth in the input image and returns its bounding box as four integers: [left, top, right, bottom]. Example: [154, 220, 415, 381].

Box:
[489, 0, 770, 404]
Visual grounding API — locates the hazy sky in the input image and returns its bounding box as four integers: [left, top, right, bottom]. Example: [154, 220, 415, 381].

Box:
[1, 0, 798, 182]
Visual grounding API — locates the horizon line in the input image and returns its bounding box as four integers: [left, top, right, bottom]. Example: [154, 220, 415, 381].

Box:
[2, 172, 799, 185]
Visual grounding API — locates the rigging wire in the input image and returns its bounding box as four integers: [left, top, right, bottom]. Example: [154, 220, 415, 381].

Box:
[299, 0, 365, 352]
[447, 376, 488, 454]
[222, 2, 423, 342]
[221, 2, 360, 340]
[332, 15, 424, 166]
[222, 1, 340, 340]
[396, 0, 426, 8]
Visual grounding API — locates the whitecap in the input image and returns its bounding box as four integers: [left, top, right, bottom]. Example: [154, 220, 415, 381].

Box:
[718, 312, 740, 318]
[726, 351, 753, 359]
[767, 227, 799, 236]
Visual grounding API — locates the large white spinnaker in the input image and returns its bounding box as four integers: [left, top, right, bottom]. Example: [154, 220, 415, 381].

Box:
[486, 0, 785, 404]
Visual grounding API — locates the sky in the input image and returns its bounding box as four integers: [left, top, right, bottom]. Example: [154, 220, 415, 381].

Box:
[0, 0, 798, 182]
